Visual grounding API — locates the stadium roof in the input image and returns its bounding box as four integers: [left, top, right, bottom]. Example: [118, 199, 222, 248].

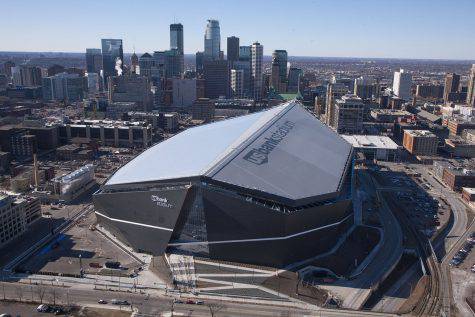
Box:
[106, 101, 353, 205]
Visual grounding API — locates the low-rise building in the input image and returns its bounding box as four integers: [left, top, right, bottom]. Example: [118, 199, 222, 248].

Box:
[403, 130, 438, 156]
[58, 120, 152, 148]
[342, 135, 399, 161]
[370, 109, 412, 123]
[462, 187, 475, 202]
[0, 193, 41, 248]
[444, 138, 475, 158]
[192, 98, 215, 123]
[442, 167, 475, 191]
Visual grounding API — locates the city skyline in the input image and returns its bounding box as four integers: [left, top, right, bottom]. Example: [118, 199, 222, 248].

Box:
[1, 0, 474, 60]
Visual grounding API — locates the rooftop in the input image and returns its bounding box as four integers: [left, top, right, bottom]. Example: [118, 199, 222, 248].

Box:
[105, 101, 353, 205]
[342, 135, 399, 150]
[404, 130, 436, 138]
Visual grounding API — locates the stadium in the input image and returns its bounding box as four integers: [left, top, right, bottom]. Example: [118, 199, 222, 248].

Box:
[93, 101, 355, 267]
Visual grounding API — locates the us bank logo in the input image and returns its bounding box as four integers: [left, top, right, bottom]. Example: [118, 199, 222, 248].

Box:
[151, 195, 173, 208]
[243, 120, 295, 165]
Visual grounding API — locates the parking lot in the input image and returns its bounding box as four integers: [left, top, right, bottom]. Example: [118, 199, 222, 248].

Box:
[371, 169, 450, 239]
[18, 211, 142, 277]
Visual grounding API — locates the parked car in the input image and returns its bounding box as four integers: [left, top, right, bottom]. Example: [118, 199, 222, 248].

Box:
[450, 258, 461, 266]
[37, 304, 50, 312]
[173, 299, 184, 304]
[98, 299, 107, 304]
[186, 299, 195, 304]
[196, 300, 204, 305]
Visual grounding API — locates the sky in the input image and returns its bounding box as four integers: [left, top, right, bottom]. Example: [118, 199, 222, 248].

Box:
[1, 0, 474, 60]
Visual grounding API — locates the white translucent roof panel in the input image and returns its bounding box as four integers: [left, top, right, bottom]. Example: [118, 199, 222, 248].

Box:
[106, 104, 288, 186]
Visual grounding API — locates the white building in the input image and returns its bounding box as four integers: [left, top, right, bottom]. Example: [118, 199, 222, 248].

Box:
[393, 69, 412, 101]
[172, 78, 197, 108]
[231, 69, 244, 98]
[342, 135, 399, 161]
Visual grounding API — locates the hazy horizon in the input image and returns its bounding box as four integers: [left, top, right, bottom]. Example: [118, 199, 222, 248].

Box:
[1, 0, 474, 60]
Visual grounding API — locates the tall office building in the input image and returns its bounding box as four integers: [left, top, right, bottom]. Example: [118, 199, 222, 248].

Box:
[195, 52, 204, 75]
[287, 67, 302, 93]
[203, 60, 230, 99]
[108, 75, 153, 111]
[325, 83, 348, 127]
[138, 53, 155, 77]
[392, 69, 412, 101]
[204, 20, 220, 61]
[354, 76, 377, 100]
[468, 65, 475, 107]
[130, 52, 139, 74]
[250, 42, 263, 101]
[333, 94, 364, 134]
[227, 36, 240, 63]
[170, 23, 184, 75]
[270, 50, 288, 92]
[11, 65, 43, 87]
[233, 61, 251, 98]
[86, 48, 102, 73]
[42, 73, 87, 102]
[165, 49, 183, 79]
[444, 73, 461, 103]
[101, 39, 124, 82]
[231, 69, 244, 98]
[239, 46, 251, 61]
[170, 23, 184, 54]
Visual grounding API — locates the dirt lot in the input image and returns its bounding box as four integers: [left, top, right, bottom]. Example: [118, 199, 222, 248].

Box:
[18, 211, 141, 276]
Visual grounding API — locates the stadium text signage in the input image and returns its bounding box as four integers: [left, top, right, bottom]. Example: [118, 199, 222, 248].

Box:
[151, 195, 173, 208]
[243, 120, 295, 165]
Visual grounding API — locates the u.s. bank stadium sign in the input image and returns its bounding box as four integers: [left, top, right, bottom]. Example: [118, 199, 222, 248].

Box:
[151, 195, 173, 208]
[243, 120, 295, 165]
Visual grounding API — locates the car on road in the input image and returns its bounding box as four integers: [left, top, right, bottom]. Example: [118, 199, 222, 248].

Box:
[98, 299, 107, 304]
[1, 314, 12, 317]
[186, 299, 195, 304]
[471, 264, 475, 273]
[173, 299, 184, 304]
[196, 300, 204, 305]
[111, 299, 129, 305]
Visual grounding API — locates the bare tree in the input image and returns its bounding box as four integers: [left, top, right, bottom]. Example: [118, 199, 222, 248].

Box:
[36, 285, 47, 303]
[208, 303, 225, 317]
[48, 288, 57, 305]
[15, 286, 23, 302]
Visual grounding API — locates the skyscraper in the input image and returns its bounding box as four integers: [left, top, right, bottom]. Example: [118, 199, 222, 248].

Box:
[203, 60, 230, 99]
[467, 64, 475, 107]
[86, 48, 102, 73]
[130, 52, 139, 74]
[270, 50, 288, 93]
[239, 46, 251, 61]
[170, 23, 184, 75]
[227, 36, 239, 63]
[392, 69, 412, 101]
[101, 39, 124, 82]
[287, 67, 302, 93]
[170, 23, 184, 54]
[250, 42, 263, 101]
[195, 52, 204, 75]
[204, 20, 220, 61]
[444, 73, 461, 103]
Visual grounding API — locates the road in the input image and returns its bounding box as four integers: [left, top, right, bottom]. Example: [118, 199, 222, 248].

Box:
[323, 169, 403, 310]
[0, 281, 397, 316]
